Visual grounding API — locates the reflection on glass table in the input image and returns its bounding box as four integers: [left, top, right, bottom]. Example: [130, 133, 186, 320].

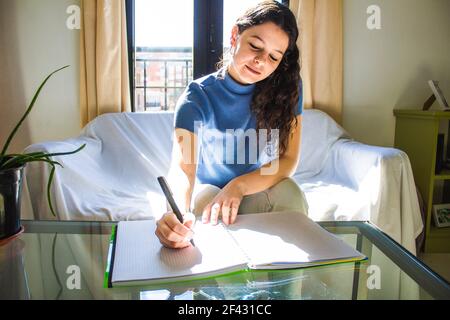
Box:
[0, 220, 449, 300]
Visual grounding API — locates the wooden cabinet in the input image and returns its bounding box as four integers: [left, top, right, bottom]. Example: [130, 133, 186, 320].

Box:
[394, 109, 450, 252]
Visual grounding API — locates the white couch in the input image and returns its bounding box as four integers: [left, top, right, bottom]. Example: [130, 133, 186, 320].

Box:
[23, 109, 424, 254]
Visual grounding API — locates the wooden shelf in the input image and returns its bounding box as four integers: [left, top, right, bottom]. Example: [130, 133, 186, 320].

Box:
[425, 226, 450, 252]
[394, 109, 450, 252]
[434, 169, 450, 181]
[429, 225, 450, 238]
[393, 109, 450, 120]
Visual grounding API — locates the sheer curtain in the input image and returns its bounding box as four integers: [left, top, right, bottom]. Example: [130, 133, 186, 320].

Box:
[79, 0, 131, 127]
[290, 0, 343, 124]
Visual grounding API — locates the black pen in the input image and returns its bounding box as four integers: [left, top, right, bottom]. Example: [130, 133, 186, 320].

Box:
[157, 176, 195, 247]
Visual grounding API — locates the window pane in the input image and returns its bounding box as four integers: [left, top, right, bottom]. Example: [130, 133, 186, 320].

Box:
[135, 0, 194, 112]
[135, 88, 144, 111]
[145, 88, 165, 110]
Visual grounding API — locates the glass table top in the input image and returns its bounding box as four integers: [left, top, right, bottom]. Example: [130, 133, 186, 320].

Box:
[1, 219, 449, 300]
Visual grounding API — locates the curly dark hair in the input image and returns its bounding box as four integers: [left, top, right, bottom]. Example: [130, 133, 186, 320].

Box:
[223, 1, 301, 157]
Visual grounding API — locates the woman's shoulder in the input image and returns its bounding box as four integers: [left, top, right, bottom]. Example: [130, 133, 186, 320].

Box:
[175, 71, 221, 113]
[188, 70, 222, 91]
[180, 71, 222, 105]
[174, 73, 223, 129]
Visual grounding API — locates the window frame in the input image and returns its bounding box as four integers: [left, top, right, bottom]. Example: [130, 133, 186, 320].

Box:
[125, 0, 135, 111]
[194, 0, 223, 80]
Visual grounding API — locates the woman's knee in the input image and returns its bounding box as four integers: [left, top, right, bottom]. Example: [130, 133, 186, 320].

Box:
[267, 178, 309, 215]
[191, 184, 221, 216]
[269, 178, 302, 197]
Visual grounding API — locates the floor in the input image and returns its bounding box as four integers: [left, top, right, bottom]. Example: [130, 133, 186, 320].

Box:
[417, 253, 450, 283]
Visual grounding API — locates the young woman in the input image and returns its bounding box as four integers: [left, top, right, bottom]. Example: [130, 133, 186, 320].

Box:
[155, 1, 308, 249]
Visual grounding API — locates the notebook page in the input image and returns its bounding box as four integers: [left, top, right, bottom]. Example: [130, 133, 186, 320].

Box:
[112, 220, 248, 284]
[226, 211, 365, 269]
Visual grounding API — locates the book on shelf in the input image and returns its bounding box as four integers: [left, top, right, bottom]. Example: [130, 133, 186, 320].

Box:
[105, 211, 367, 287]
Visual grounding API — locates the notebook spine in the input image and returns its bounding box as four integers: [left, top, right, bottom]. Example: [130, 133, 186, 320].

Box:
[219, 223, 252, 265]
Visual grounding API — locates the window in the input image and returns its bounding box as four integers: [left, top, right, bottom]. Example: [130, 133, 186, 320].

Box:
[127, 0, 289, 112]
[132, 0, 194, 112]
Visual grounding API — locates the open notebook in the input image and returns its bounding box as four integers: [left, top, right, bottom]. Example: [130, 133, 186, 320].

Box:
[105, 211, 366, 287]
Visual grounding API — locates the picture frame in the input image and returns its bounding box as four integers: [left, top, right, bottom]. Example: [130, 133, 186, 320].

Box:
[428, 80, 450, 110]
[432, 204, 450, 228]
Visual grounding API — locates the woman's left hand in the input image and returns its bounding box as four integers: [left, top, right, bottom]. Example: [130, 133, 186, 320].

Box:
[202, 180, 245, 226]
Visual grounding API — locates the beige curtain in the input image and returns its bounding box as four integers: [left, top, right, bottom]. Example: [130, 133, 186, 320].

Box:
[290, 0, 343, 124]
[80, 0, 131, 127]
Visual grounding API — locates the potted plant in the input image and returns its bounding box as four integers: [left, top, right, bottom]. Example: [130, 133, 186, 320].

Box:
[0, 66, 85, 241]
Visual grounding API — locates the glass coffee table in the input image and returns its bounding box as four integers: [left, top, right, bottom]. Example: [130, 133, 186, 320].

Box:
[1, 219, 449, 300]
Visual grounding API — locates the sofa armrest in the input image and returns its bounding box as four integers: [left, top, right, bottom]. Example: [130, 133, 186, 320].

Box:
[24, 138, 96, 220]
[326, 138, 424, 255]
[327, 139, 405, 188]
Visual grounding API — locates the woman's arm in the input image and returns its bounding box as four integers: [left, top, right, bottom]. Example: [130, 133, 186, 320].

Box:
[155, 128, 198, 249]
[202, 115, 302, 225]
[167, 128, 198, 213]
[231, 115, 302, 195]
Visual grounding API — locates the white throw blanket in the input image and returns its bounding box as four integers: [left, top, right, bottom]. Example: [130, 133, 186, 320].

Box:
[23, 110, 423, 254]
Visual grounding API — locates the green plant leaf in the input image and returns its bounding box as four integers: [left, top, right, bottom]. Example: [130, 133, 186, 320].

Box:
[1, 152, 62, 168]
[3, 152, 46, 158]
[43, 144, 86, 217]
[47, 164, 57, 217]
[0, 65, 70, 158]
[0, 144, 86, 170]
[42, 143, 86, 158]
[1, 157, 63, 170]
[0, 151, 46, 167]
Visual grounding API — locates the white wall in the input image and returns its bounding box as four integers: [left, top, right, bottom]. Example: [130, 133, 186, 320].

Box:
[343, 0, 450, 147]
[0, 0, 80, 154]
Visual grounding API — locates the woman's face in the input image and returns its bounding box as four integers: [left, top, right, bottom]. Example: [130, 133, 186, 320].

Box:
[228, 22, 289, 85]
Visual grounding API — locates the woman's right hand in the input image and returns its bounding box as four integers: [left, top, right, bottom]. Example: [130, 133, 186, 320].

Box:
[155, 211, 196, 249]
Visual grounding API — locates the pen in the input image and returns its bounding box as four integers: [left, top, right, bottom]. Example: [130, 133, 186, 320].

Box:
[157, 176, 195, 247]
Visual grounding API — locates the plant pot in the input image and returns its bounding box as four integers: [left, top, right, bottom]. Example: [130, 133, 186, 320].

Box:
[0, 165, 24, 240]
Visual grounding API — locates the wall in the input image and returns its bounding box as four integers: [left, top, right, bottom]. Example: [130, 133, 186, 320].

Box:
[0, 0, 80, 154]
[343, 0, 450, 147]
